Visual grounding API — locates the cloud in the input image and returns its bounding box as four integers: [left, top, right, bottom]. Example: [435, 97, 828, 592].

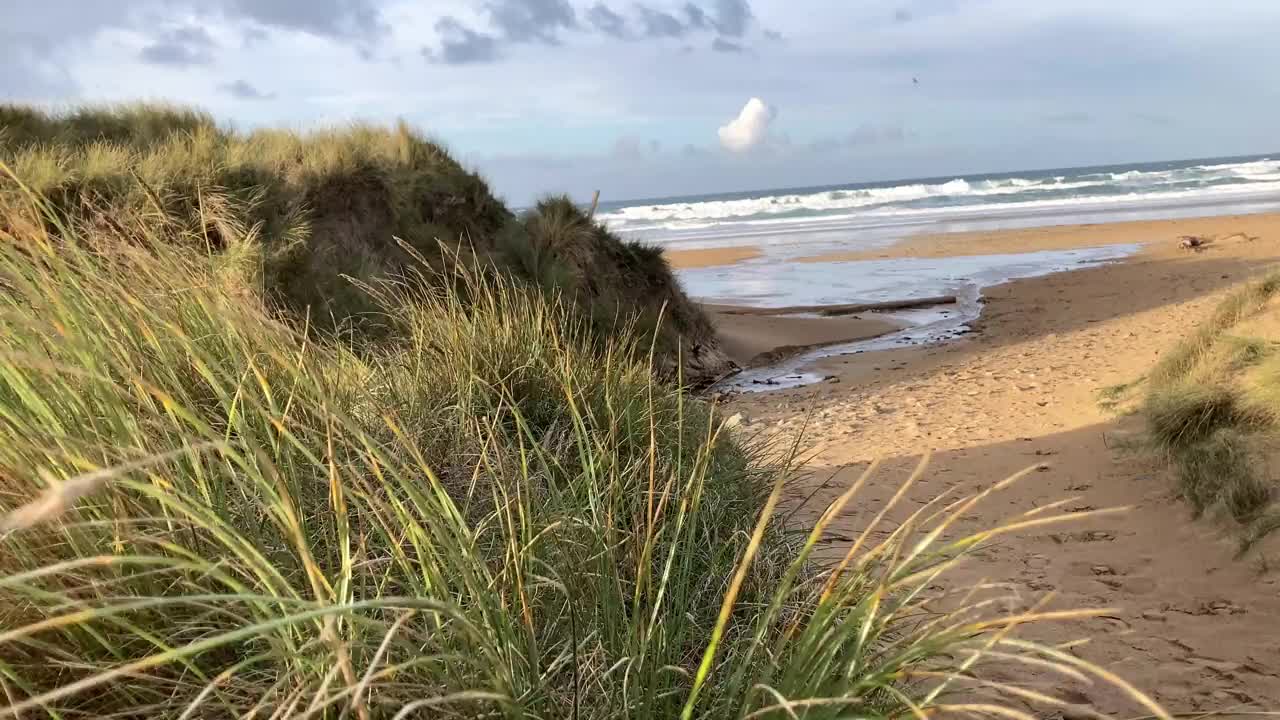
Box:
[139, 26, 217, 67]
[0, 32, 78, 99]
[429, 17, 501, 64]
[586, 3, 628, 37]
[428, 0, 578, 64]
[634, 0, 754, 39]
[427, 0, 760, 63]
[636, 6, 690, 38]
[710, 0, 753, 37]
[718, 97, 774, 152]
[711, 37, 743, 53]
[484, 0, 577, 44]
[224, 0, 386, 41]
[219, 79, 276, 100]
[684, 3, 711, 30]
[893, 8, 914, 23]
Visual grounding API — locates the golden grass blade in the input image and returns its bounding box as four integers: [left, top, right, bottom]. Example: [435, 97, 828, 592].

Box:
[680, 470, 787, 720]
[0, 443, 218, 534]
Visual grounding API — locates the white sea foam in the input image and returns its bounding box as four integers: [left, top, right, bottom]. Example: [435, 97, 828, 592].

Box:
[597, 158, 1280, 236]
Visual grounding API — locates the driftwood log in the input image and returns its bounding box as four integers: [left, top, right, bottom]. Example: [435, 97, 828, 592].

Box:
[713, 295, 957, 318]
[1179, 235, 1209, 251]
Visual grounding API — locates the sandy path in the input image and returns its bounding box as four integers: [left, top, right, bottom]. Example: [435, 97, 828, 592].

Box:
[727, 228, 1280, 714]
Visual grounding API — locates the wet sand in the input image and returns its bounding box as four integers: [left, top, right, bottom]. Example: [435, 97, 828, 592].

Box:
[664, 246, 761, 269]
[796, 212, 1280, 263]
[704, 303, 900, 368]
[663, 212, 1280, 271]
[722, 219, 1280, 715]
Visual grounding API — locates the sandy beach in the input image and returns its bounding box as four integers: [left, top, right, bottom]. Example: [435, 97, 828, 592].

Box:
[665, 246, 762, 268]
[711, 213, 1280, 714]
[664, 212, 1280, 271]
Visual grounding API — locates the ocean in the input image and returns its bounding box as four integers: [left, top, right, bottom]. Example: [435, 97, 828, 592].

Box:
[596, 153, 1280, 256]
[592, 153, 1280, 390]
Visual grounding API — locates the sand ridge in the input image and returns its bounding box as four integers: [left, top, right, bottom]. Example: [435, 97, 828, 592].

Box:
[724, 221, 1280, 714]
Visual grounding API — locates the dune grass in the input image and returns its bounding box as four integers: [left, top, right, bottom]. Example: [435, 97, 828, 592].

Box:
[1143, 270, 1280, 549]
[0, 177, 1169, 717]
[0, 103, 730, 385]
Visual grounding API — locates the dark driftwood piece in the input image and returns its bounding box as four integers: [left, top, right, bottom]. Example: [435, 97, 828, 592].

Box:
[714, 295, 958, 318]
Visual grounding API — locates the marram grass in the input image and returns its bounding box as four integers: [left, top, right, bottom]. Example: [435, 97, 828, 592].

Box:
[1142, 269, 1280, 548]
[0, 188, 1167, 718]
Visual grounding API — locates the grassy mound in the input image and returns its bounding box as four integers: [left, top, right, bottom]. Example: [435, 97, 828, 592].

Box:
[0, 103, 731, 385]
[0, 199, 1153, 719]
[0, 106, 1157, 719]
[1143, 270, 1280, 549]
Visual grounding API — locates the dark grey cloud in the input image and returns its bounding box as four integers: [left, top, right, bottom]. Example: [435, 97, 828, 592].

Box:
[428, 0, 578, 63]
[586, 3, 628, 37]
[684, 3, 710, 30]
[485, 0, 577, 43]
[428, 18, 501, 64]
[427, 0, 759, 63]
[711, 37, 743, 53]
[219, 79, 276, 100]
[636, 5, 689, 38]
[224, 0, 385, 41]
[710, 0, 752, 37]
[633, 0, 753, 39]
[139, 26, 217, 67]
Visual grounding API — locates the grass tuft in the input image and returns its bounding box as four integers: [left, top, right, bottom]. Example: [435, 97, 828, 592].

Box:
[0, 103, 732, 384]
[0, 184, 1165, 718]
[1143, 270, 1280, 545]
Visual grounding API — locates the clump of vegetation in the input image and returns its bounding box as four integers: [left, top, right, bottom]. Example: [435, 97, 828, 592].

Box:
[0, 199, 1162, 719]
[0, 103, 732, 385]
[0, 106, 1162, 719]
[1143, 270, 1280, 549]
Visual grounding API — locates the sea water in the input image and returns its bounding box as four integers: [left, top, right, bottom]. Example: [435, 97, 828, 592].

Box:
[596, 154, 1280, 258]
[595, 154, 1280, 390]
[701, 245, 1139, 391]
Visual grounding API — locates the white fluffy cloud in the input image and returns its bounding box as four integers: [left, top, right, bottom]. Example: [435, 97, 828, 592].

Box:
[717, 97, 774, 152]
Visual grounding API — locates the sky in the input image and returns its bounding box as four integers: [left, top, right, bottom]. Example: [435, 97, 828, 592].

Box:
[3, 0, 1280, 205]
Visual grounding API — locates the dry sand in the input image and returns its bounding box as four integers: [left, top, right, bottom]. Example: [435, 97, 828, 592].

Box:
[704, 303, 900, 368]
[723, 213, 1280, 715]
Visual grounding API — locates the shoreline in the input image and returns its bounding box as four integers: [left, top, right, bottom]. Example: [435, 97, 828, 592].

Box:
[663, 210, 1280, 270]
[722, 211, 1280, 712]
[703, 302, 902, 369]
